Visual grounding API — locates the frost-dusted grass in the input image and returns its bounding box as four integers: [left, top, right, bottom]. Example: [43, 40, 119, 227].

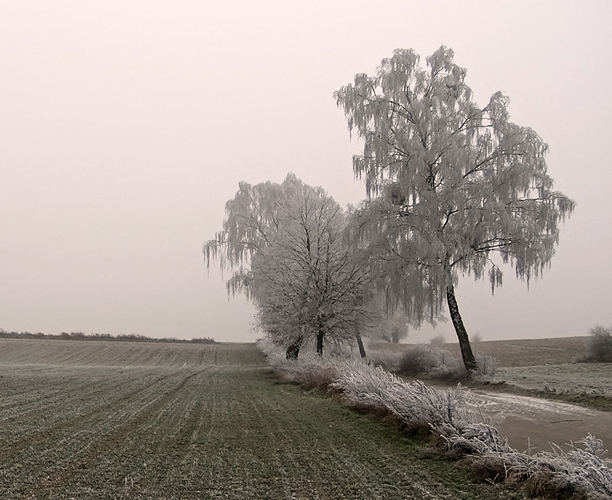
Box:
[0, 338, 254, 367]
[0, 340, 517, 499]
[454, 336, 589, 367]
[371, 336, 590, 367]
[496, 363, 612, 395]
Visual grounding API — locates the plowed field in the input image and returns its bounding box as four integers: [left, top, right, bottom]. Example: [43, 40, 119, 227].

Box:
[0, 339, 519, 499]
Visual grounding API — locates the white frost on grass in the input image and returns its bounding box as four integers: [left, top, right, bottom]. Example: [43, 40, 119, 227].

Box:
[466, 390, 598, 422]
[495, 364, 612, 395]
[450, 434, 612, 499]
[331, 362, 469, 431]
[526, 435, 612, 497]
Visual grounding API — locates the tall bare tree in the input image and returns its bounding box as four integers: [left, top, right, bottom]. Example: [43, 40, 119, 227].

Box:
[336, 47, 575, 372]
[204, 174, 367, 358]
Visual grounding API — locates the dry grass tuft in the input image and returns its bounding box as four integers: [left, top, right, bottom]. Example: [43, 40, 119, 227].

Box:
[462, 455, 510, 483]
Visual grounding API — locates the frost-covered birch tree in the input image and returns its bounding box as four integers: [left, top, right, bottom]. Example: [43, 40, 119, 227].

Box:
[204, 174, 367, 358]
[335, 47, 575, 372]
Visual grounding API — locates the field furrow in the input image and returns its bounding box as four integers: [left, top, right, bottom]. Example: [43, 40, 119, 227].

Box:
[0, 341, 518, 499]
[21, 369, 208, 499]
[0, 369, 180, 461]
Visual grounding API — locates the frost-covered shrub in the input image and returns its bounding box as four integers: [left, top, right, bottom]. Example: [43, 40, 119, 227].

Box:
[444, 422, 514, 455]
[397, 345, 446, 376]
[280, 357, 340, 389]
[397, 345, 467, 380]
[429, 334, 446, 346]
[268, 356, 339, 389]
[397, 345, 496, 379]
[459, 434, 612, 499]
[585, 326, 612, 362]
[331, 362, 470, 432]
[256, 338, 286, 368]
[476, 355, 497, 378]
[363, 349, 404, 372]
[257, 338, 354, 389]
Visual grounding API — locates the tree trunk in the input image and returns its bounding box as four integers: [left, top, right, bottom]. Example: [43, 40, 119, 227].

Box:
[391, 326, 400, 343]
[316, 327, 324, 356]
[446, 283, 478, 373]
[286, 335, 303, 359]
[355, 333, 366, 358]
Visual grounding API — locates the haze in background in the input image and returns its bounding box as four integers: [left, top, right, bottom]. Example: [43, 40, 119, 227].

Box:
[1, 1, 610, 342]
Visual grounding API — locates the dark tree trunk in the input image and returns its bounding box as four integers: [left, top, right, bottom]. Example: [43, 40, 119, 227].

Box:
[391, 326, 401, 343]
[286, 336, 303, 359]
[446, 283, 478, 372]
[356, 333, 366, 358]
[316, 327, 324, 356]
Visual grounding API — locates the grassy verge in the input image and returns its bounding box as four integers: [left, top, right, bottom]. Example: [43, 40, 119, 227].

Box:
[466, 362, 612, 412]
[468, 380, 612, 412]
[0, 341, 521, 499]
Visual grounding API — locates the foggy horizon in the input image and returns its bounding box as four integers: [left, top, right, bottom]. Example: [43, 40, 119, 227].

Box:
[2, 1, 611, 343]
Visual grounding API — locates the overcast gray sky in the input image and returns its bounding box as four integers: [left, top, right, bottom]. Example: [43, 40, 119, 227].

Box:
[1, 1, 610, 342]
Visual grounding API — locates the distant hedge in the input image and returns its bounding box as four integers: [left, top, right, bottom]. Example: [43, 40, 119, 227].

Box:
[0, 329, 216, 344]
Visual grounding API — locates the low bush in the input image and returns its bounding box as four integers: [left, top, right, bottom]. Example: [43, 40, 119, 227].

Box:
[257, 338, 349, 389]
[429, 333, 447, 346]
[364, 349, 404, 372]
[397, 345, 451, 376]
[584, 326, 612, 362]
[396, 345, 497, 380]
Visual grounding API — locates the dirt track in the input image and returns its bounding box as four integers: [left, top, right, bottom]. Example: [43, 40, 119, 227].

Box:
[466, 389, 612, 453]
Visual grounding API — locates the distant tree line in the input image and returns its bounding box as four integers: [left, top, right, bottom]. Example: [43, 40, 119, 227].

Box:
[0, 329, 216, 344]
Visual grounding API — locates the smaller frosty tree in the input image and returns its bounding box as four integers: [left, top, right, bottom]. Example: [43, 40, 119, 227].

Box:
[336, 47, 575, 372]
[204, 174, 367, 358]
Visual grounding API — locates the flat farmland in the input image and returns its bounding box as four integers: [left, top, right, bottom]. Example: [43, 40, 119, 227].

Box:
[494, 362, 612, 395]
[467, 336, 590, 367]
[372, 336, 590, 367]
[0, 339, 518, 500]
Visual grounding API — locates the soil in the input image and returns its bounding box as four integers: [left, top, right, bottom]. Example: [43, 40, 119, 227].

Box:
[465, 388, 612, 453]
